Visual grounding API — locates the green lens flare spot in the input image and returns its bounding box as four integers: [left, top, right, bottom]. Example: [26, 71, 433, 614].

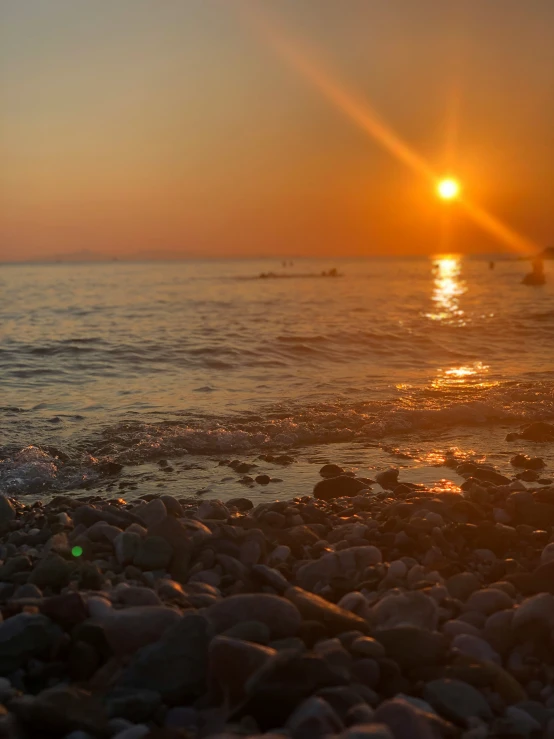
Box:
[71, 546, 83, 558]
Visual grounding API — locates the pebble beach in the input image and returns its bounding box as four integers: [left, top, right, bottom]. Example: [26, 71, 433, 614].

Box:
[2, 421, 554, 738]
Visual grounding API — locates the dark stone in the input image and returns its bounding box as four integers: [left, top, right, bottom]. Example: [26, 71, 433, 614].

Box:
[470, 467, 511, 485]
[243, 650, 347, 730]
[511, 454, 545, 470]
[374, 697, 455, 739]
[148, 516, 194, 582]
[255, 475, 271, 485]
[0, 497, 16, 535]
[375, 469, 399, 490]
[208, 635, 276, 706]
[159, 495, 184, 517]
[222, 620, 271, 644]
[77, 562, 104, 590]
[298, 620, 329, 648]
[519, 502, 554, 528]
[0, 555, 32, 581]
[236, 462, 255, 473]
[73, 504, 141, 529]
[227, 497, 254, 511]
[252, 564, 290, 592]
[320, 464, 345, 478]
[535, 558, 554, 582]
[316, 686, 367, 718]
[117, 613, 210, 703]
[261, 511, 286, 528]
[206, 593, 302, 639]
[519, 422, 554, 442]
[285, 587, 369, 635]
[286, 696, 343, 738]
[11, 685, 108, 736]
[105, 687, 162, 722]
[68, 640, 100, 682]
[313, 476, 369, 501]
[97, 461, 124, 475]
[133, 536, 173, 570]
[0, 613, 63, 675]
[373, 627, 448, 671]
[28, 554, 74, 590]
[40, 592, 87, 630]
[423, 678, 493, 725]
[72, 621, 112, 662]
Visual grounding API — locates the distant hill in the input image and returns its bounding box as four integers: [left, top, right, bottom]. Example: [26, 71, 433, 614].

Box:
[35, 250, 113, 263]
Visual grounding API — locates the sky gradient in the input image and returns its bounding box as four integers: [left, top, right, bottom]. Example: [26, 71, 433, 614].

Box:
[1, 0, 553, 260]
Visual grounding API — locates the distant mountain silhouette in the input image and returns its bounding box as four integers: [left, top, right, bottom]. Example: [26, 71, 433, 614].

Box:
[35, 249, 111, 263]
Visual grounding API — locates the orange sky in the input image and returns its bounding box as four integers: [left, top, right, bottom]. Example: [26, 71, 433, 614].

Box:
[1, 0, 553, 261]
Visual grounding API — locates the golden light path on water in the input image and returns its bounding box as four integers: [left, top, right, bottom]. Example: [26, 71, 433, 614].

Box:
[427, 256, 499, 390]
[426, 255, 467, 324]
[243, 4, 538, 255]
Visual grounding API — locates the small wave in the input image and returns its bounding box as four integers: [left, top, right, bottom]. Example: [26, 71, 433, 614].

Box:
[0, 446, 102, 495]
[82, 380, 554, 462]
[3, 380, 554, 494]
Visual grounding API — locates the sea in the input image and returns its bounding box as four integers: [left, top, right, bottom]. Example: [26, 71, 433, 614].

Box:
[1, 255, 553, 502]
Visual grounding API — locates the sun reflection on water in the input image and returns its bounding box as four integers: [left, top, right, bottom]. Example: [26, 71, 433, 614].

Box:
[433, 361, 498, 389]
[426, 254, 467, 324]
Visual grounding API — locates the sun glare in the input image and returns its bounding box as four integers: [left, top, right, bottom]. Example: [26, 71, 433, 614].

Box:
[437, 178, 460, 200]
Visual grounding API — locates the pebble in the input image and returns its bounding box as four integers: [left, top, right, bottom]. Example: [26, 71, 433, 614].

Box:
[112, 726, 150, 739]
[370, 590, 438, 630]
[296, 546, 382, 591]
[375, 469, 399, 490]
[501, 705, 542, 736]
[135, 498, 167, 527]
[374, 697, 448, 739]
[0, 613, 63, 675]
[206, 593, 302, 638]
[102, 605, 181, 655]
[117, 613, 210, 702]
[286, 587, 369, 635]
[320, 463, 345, 478]
[0, 497, 16, 534]
[423, 678, 493, 724]
[339, 725, 394, 739]
[350, 637, 386, 660]
[133, 535, 173, 570]
[451, 633, 501, 664]
[286, 696, 343, 738]
[446, 572, 481, 601]
[463, 587, 514, 615]
[313, 476, 369, 501]
[374, 626, 447, 670]
[2, 459, 554, 739]
[209, 635, 276, 706]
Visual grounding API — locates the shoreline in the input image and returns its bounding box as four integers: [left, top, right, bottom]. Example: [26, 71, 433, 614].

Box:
[1, 425, 554, 737]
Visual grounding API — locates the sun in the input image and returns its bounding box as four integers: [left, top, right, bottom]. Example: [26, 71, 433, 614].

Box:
[437, 178, 460, 201]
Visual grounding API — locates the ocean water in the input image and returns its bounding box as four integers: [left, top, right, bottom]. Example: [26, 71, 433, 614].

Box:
[1, 255, 553, 501]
